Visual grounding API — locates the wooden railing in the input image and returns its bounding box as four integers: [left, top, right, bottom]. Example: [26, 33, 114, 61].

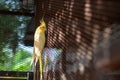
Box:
[0, 71, 33, 80]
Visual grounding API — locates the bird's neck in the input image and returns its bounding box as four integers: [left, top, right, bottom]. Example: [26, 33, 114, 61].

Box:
[39, 30, 45, 34]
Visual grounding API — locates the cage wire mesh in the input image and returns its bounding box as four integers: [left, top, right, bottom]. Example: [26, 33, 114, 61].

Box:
[38, 0, 120, 80]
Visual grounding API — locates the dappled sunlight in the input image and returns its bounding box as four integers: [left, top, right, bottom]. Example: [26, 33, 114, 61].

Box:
[92, 24, 100, 48]
[76, 31, 81, 43]
[84, 0, 92, 23]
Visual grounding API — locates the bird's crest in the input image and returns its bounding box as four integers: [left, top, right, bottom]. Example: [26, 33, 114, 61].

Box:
[40, 18, 46, 26]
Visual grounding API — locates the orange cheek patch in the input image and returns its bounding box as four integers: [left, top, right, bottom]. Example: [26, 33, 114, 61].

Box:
[40, 27, 45, 30]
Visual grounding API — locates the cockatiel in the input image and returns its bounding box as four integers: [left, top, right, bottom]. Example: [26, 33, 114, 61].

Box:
[32, 19, 46, 80]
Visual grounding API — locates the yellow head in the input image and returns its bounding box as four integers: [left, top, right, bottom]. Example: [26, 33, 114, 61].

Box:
[39, 19, 46, 32]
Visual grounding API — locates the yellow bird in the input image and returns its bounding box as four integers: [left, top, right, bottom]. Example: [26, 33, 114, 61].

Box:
[32, 19, 46, 80]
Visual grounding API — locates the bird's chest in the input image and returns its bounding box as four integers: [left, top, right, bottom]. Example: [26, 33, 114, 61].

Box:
[34, 32, 45, 42]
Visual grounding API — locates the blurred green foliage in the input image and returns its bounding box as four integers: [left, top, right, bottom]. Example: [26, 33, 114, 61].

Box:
[12, 49, 32, 71]
[0, 0, 32, 71]
[0, 15, 32, 71]
[0, 49, 32, 71]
